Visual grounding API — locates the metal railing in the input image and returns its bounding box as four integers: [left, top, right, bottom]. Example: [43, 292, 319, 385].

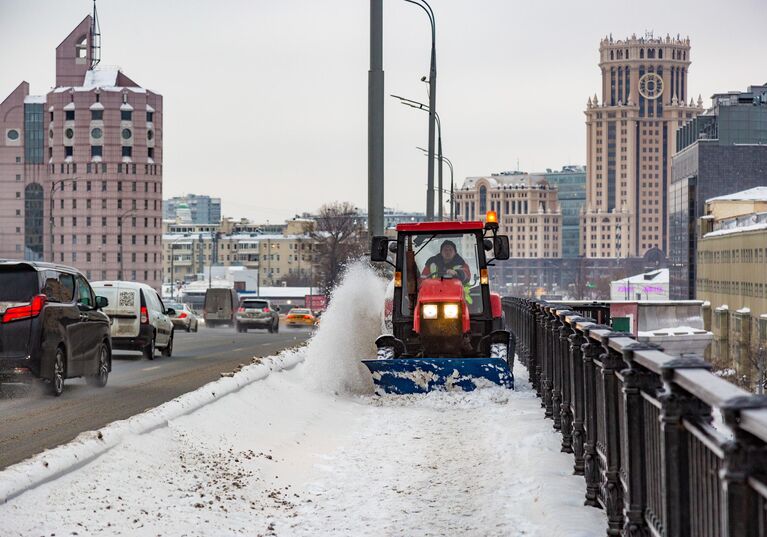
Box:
[503, 297, 767, 537]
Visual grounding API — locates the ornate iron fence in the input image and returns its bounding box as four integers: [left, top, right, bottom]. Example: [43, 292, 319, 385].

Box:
[503, 297, 767, 537]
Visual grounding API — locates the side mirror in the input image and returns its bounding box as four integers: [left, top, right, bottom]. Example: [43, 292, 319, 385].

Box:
[370, 236, 389, 262]
[95, 296, 109, 309]
[493, 235, 510, 260]
[274, 306, 281, 312]
[166, 308, 176, 316]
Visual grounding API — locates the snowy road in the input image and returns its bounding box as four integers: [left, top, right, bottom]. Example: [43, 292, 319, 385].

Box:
[0, 265, 606, 536]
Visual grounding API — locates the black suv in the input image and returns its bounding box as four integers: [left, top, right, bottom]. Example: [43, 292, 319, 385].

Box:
[0, 261, 112, 396]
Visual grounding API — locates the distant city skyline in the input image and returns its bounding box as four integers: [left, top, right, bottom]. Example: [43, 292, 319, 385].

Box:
[1, 0, 763, 222]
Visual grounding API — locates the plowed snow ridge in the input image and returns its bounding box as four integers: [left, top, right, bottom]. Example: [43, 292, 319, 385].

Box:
[0, 264, 606, 536]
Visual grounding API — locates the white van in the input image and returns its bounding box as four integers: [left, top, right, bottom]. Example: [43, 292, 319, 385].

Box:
[91, 281, 175, 359]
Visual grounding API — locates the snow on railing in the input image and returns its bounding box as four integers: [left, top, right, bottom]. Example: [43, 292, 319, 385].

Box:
[503, 297, 767, 537]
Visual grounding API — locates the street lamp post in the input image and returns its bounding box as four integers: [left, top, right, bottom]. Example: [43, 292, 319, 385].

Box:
[117, 208, 136, 280]
[404, 0, 436, 219]
[417, 147, 453, 219]
[392, 94, 444, 219]
[49, 177, 78, 263]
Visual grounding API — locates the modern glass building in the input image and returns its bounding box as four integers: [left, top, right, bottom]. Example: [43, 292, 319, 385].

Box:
[670, 84, 767, 299]
[543, 166, 586, 258]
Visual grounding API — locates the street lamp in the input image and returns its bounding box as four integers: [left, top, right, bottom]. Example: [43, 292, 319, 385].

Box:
[49, 177, 78, 263]
[403, 0, 436, 220]
[391, 94, 444, 220]
[417, 146, 453, 219]
[117, 208, 136, 280]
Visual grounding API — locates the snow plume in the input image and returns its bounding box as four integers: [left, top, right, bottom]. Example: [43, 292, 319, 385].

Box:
[300, 261, 387, 395]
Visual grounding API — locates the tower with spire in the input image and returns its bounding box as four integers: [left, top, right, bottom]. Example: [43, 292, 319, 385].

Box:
[581, 34, 703, 259]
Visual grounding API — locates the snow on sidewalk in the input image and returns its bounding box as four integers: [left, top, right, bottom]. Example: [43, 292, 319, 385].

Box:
[0, 361, 605, 537]
[0, 265, 606, 536]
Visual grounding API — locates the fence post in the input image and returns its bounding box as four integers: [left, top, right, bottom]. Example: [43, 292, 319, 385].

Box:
[581, 324, 611, 508]
[568, 317, 593, 476]
[557, 310, 576, 452]
[719, 395, 767, 537]
[543, 306, 555, 419]
[658, 356, 714, 537]
[598, 331, 634, 536]
[619, 342, 664, 537]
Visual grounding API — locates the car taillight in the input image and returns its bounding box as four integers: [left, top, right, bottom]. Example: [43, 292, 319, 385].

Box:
[178, 312, 188, 319]
[263, 307, 270, 313]
[140, 306, 149, 324]
[2, 294, 47, 323]
[238, 307, 245, 313]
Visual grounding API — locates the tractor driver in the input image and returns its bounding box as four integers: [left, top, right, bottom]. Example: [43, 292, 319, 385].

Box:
[421, 240, 471, 283]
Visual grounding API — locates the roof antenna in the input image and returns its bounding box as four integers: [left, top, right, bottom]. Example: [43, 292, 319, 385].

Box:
[90, 0, 101, 69]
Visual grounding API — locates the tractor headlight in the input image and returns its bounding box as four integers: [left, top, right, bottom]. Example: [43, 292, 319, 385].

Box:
[422, 304, 439, 319]
[443, 303, 460, 319]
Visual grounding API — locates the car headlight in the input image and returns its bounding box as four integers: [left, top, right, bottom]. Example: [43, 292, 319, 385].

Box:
[443, 303, 460, 319]
[422, 303, 438, 319]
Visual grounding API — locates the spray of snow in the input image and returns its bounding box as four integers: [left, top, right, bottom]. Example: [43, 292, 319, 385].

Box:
[299, 261, 388, 395]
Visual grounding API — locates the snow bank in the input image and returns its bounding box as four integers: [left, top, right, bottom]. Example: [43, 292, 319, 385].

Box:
[0, 352, 303, 505]
[299, 261, 387, 395]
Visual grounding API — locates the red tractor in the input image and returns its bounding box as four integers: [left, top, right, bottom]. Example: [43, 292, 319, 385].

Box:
[364, 213, 514, 394]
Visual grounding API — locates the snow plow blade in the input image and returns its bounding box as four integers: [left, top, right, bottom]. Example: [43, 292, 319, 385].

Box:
[362, 358, 514, 395]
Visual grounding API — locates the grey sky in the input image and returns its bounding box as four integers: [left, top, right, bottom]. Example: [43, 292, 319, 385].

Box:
[1, 0, 764, 222]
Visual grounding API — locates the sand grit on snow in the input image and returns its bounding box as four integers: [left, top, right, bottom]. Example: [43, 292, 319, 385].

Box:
[0, 263, 606, 536]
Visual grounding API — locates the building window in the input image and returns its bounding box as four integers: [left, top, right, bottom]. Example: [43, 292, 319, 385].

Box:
[479, 186, 487, 214]
[148, 147, 155, 159]
[91, 110, 103, 121]
[64, 146, 73, 157]
[91, 145, 102, 157]
[147, 111, 154, 122]
[121, 128, 132, 140]
[121, 110, 132, 121]
[65, 110, 75, 121]
[122, 146, 132, 157]
[91, 127, 103, 139]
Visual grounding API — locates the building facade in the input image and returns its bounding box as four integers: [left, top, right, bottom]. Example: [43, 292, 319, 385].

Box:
[696, 189, 767, 389]
[163, 218, 318, 287]
[0, 15, 163, 287]
[542, 166, 586, 258]
[163, 194, 221, 224]
[670, 84, 767, 299]
[454, 172, 562, 259]
[582, 33, 702, 259]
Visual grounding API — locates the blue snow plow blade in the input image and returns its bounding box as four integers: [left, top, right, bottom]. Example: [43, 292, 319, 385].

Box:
[362, 358, 514, 395]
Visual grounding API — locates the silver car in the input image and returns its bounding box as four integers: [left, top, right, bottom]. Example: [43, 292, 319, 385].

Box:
[235, 299, 280, 333]
[166, 302, 199, 332]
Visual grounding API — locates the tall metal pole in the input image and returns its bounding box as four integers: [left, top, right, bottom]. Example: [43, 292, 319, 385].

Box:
[405, 0, 436, 220]
[436, 115, 443, 220]
[368, 0, 385, 236]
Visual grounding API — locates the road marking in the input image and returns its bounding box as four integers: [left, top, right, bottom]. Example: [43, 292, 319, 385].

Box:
[142, 366, 161, 371]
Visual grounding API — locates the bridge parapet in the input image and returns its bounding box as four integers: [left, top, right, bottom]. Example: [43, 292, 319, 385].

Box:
[503, 297, 767, 537]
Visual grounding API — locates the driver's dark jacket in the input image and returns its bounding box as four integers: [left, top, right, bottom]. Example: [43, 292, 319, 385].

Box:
[421, 253, 471, 283]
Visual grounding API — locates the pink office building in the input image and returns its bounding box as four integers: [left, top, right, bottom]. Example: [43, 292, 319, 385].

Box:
[0, 14, 163, 288]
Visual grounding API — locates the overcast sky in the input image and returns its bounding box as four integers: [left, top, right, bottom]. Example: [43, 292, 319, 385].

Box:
[1, 0, 763, 222]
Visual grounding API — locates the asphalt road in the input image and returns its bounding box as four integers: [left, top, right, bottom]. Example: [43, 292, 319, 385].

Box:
[0, 325, 311, 471]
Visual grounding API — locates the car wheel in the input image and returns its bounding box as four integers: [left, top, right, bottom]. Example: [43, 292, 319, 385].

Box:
[144, 335, 156, 360]
[51, 347, 65, 396]
[193, 322, 198, 333]
[87, 343, 110, 388]
[186, 323, 191, 333]
[267, 324, 273, 333]
[274, 320, 279, 334]
[162, 331, 174, 357]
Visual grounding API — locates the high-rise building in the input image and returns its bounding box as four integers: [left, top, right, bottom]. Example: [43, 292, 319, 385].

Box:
[542, 166, 586, 258]
[163, 194, 222, 224]
[0, 14, 164, 287]
[582, 33, 703, 259]
[670, 84, 767, 299]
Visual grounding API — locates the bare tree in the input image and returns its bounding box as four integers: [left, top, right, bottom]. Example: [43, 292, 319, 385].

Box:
[310, 202, 366, 295]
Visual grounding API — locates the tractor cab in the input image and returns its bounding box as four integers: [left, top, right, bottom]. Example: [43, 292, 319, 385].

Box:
[366, 213, 514, 394]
